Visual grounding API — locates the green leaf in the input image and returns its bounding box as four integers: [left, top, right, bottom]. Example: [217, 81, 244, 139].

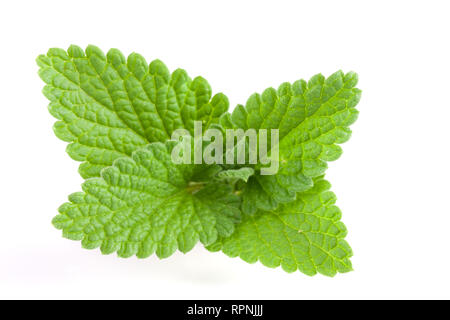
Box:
[37, 45, 229, 178]
[207, 178, 353, 277]
[39, 47, 359, 274]
[224, 71, 361, 214]
[216, 167, 254, 182]
[52, 142, 241, 259]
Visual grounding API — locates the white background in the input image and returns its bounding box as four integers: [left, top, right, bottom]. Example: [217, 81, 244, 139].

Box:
[1, 0, 449, 300]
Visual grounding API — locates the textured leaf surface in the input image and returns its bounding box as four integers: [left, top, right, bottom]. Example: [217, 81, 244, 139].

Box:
[223, 71, 361, 214]
[207, 178, 353, 276]
[37, 45, 229, 178]
[53, 142, 241, 259]
[216, 167, 254, 182]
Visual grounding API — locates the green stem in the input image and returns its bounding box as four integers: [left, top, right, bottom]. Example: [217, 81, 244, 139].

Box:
[185, 182, 205, 194]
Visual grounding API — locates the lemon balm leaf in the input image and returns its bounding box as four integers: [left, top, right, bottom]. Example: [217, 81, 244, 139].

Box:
[226, 71, 361, 214]
[39, 47, 359, 276]
[37, 45, 229, 178]
[207, 177, 353, 277]
[216, 167, 254, 182]
[53, 142, 241, 258]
